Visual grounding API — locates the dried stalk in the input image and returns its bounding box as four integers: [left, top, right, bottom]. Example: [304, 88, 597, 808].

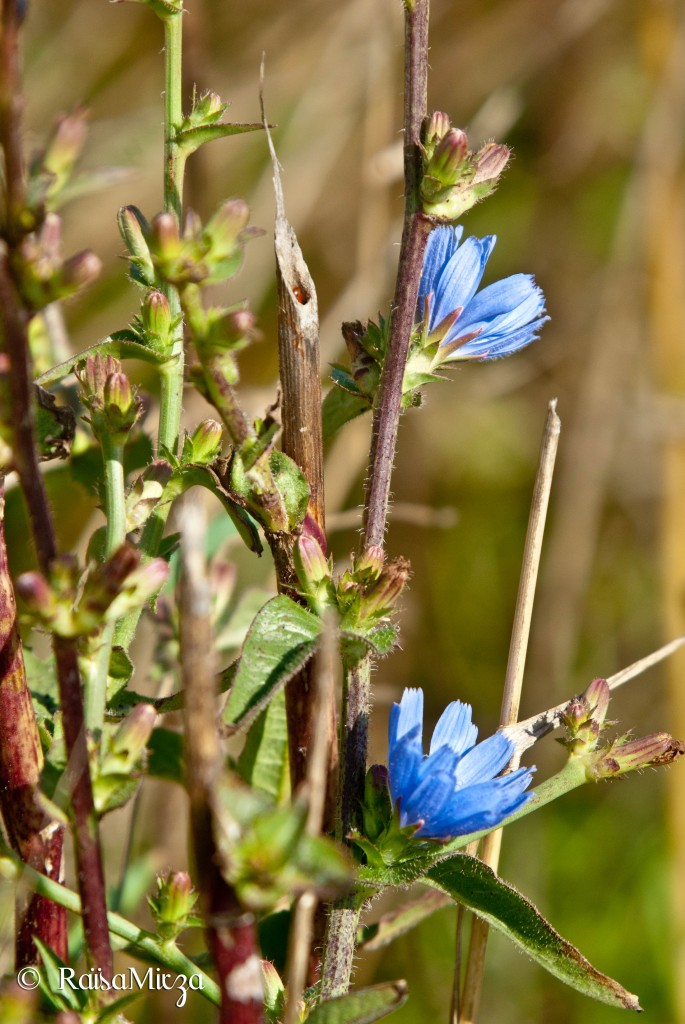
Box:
[458, 400, 561, 1024]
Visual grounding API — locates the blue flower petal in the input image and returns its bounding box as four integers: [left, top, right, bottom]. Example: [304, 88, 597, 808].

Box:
[431, 236, 496, 327]
[417, 225, 548, 364]
[399, 767, 455, 830]
[454, 730, 514, 787]
[416, 769, 534, 838]
[389, 687, 424, 745]
[388, 722, 423, 807]
[418, 226, 463, 315]
[429, 700, 478, 756]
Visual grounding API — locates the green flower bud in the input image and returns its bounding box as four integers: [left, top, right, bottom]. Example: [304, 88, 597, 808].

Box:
[353, 544, 385, 584]
[117, 205, 155, 287]
[422, 110, 452, 155]
[190, 90, 225, 126]
[205, 198, 250, 260]
[361, 557, 411, 621]
[148, 871, 198, 941]
[141, 289, 174, 355]
[294, 534, 335, 615]
[103, 704, 157, 775]
[60, 249, 102, 294]
[103, 370, 141, 438]
[420, 126, 511, 223]
[189, 418, 223, 464]
[41, 108, 89, 202]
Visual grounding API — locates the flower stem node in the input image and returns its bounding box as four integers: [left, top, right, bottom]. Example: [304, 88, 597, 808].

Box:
[420, 115, 510, 221]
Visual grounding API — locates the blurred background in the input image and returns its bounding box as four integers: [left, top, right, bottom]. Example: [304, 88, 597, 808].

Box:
[3, 0, 685, 1021]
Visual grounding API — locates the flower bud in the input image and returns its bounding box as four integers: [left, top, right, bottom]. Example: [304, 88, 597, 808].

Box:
[107, 703, 157, 771]
[191, 90, 225, 125]
[426, 128, 470, 189]
[206, 198, 250, 259]
[423, 111, 452, 153]
[590, 733, 685, 780]
[60, 249, 102, 293]
[354, 545, 385, 584]
[151, 212, 180, 255]
[149, 871, 198, 940]
[141, 289, 174, 355]
[43, 109, 88, 191]
[103, 371, 140, 438]
[117, 205, 155, 287]
[361, 557, 411, 621]
[473, 142, 510, 184]
[189, 418, 223, 464]
[294, 534, 335, 615]
[15, 571, 54, 615]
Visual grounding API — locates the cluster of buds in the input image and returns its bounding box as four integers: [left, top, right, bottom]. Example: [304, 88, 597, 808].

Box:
[16, 542, 168, 638]
[560, 677, 685, 779]
[16, 212, 101, 310]
[331, 318, 387, 406]
[148, 871, 199, 942]
[294, 534, 410, 629]
[93, 704, 157, 816]
[75, 353, 142, 444]
[559, 677, 611, 756]
[117, 199, 254, 291]
[420, 112, 510, 222]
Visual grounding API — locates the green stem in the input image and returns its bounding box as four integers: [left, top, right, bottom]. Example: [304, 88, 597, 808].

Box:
[4, 854, 220, 1006]
[85, 437, 126, 733]
[158, 12, 186, 457]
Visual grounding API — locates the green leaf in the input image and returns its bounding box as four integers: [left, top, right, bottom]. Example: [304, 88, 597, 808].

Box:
[223, 595, 321, 730]
[237, 688, 289, 801]
[306, 981, 408, 1024]
[33, 938, 84, 1012]
[35, 330, 169, 387]
[269, 450, 310, 530]
[425, 854, 641, 1011]
[177, 122, 264, 154]
[171, 463, 263, 556]
[340, 623, 398, 660]
[147, 727, 184, 784]
[35, 385, 75, 461]
[322, 385, 371, 445]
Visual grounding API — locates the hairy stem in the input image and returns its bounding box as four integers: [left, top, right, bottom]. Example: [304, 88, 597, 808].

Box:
[158, 10, 186, 456]
[84, 437, 126, 733]
[321, 1, 431, 1001]
[0, 0, 112, 979]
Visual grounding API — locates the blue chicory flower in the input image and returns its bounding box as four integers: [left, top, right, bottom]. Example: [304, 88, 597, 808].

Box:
[417, 225, 549, 362]
[388, 688, 534, 839]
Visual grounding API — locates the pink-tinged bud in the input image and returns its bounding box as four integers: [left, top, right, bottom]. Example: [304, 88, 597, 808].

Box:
[44, 109, 88, 179]
[104, 371, 140, 437]
[61, 250, 102, 293]
[141, 289, 173, 355]
[109, 703, 157, 768]
[192, 90, 225, 124]
[473, 142, 510, 184]
[76, 352, 121, 402]
[151, 212, 180, 254]
[39, 212, 63, 263]
[205, 198, 250, 259]
[15, 571, 53, 613]
[590, 733, 685, 780]
[362, 557, 411, 620]
[149, 870, 198, 939]
[354, 544, 385, 584]
[582, 677, 610, 728]
[301, 512, 327, 555]
[190, 418, 223, 464]
[294, 534, 335, 615]
[427, 128, 470, 186]
[423, 111, 452, 151]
